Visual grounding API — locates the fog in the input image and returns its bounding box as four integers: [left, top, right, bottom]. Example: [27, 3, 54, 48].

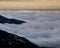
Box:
[0, 10, 60, 48]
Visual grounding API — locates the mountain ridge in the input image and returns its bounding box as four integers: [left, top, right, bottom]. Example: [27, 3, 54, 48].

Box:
[0, 15, 26, 24]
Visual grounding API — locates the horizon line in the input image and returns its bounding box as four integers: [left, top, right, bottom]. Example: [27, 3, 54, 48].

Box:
[0, 9, 60, 11]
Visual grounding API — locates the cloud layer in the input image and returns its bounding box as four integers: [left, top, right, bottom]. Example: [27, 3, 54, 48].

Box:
[0, 10, 60, 48]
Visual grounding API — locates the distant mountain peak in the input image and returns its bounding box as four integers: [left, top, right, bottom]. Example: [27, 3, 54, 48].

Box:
[0, 15, 26, 24]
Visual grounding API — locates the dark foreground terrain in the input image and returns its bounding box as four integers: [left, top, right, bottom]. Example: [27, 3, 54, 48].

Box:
[0, 30, 55, 48]
[0, 15, 26, 24]
[0, 30, 39, 48]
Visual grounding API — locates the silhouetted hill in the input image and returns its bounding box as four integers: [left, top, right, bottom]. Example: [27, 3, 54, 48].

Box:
[0, 30, 39, 48]
[0, 15, 26, 24]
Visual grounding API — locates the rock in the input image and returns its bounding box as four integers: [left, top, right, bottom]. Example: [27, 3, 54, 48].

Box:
[0, 30, 39, 48]
[0, 15, 26, 24]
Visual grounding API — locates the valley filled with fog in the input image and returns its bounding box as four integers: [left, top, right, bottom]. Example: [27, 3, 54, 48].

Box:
[0, 10, 60, 48]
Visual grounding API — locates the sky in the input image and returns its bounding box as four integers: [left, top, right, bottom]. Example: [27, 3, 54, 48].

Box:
[0, 0, 60, 10]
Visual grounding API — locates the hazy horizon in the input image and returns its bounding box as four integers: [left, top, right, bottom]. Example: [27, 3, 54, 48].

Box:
[0, 0, 60, 10]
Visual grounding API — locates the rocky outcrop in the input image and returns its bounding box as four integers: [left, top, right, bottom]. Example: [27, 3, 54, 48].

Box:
[0, 15, 26, 24]
[0, 30, 39, 48]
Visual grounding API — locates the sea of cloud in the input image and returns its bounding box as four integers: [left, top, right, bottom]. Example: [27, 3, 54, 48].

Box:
[0, 10, 60, 48]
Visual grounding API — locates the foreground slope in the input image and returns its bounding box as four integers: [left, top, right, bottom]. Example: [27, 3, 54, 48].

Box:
[0, 30, 39, 48]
